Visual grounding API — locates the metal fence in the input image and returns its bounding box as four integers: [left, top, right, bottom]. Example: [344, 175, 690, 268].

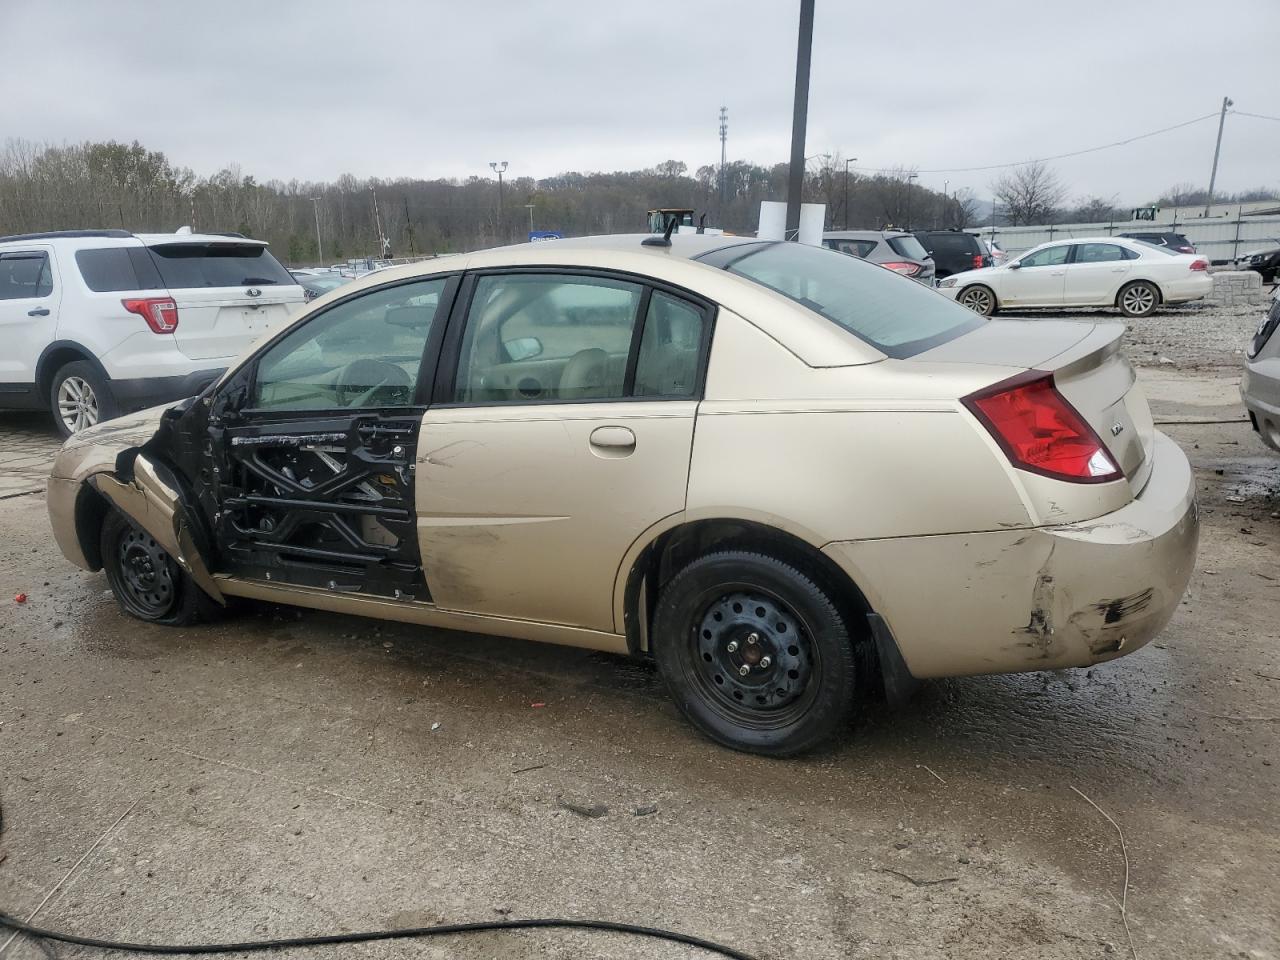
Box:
[973, 211, 1280, 263]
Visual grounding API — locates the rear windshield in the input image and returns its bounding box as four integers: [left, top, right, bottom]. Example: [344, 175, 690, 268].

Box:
[887, 235, 929, 260]
[709, 241, 984, 358]
[1134, 241, 1178, 256]
[146, 243, 295, 289]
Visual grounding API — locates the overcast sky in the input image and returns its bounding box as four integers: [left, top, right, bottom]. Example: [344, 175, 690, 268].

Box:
[5, 0, 1278, 204]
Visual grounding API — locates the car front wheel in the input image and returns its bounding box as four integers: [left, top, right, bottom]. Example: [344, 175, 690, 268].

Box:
[100, 509, 218, 626]
[958, 284, 997, 316]
[1118, 280, 1160, 318]
[652, 551, 858, 756]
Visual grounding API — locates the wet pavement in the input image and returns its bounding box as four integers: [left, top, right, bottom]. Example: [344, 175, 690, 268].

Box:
[1, 374, 1278, 959]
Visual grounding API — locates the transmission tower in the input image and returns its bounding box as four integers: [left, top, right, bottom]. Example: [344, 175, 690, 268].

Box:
[718, 106, 728, 214]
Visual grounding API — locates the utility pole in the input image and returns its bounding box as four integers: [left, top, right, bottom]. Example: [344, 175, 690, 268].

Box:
[843, 157, 856, 230]
[524, 203, 535, 234]
[310, 197, 323, 266]
[370, 187, 388, 259]
[1204, 96, 1233, 218]
[403, 195, 417, 256]
[943, 179, 950, 228]
[718, 106, 728, 219]
[489, 161, 508, 241]
[785, 0, 815, 241]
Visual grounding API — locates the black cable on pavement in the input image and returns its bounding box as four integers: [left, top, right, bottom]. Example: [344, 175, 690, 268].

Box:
[0, 911, 762, 960]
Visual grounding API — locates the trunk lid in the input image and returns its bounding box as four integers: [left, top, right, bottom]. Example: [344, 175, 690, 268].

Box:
[917, 319, 1154, 496]
[142, 240, 305, 361]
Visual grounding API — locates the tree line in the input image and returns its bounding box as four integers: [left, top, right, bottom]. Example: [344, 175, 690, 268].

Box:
[1, 140, 1273, 263]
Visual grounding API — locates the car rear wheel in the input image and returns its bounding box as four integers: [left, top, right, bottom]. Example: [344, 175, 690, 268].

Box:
[100, 509, 218, 626]
[652, 551, 858, 756]
[1118, 280, 1159, 318]
[49, 360, 117, 439]
[958, 284, 996, 316]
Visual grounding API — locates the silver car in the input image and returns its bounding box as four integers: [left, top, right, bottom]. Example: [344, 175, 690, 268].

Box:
[823, 230, 936, 285]
[1242, 287, 1280, 451]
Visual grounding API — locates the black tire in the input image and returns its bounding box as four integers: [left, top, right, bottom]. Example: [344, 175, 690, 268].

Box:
[100, 509, 219, 626]
[652, 551, 858, 756]
[49, 360, 118, 439]
[1117, 280, 1160, 318]
[957, 284, 997, 316]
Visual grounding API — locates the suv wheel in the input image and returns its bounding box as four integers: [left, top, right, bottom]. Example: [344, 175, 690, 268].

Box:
[958, 284, 997, 316]
[652, 551, 858, 756]
[1118, 280, 1159, 318]
[50, 360, 117, 438]
[100, 510, 219, 626]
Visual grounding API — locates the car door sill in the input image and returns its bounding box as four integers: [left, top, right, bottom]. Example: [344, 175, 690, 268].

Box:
[214, 574, 629, 654]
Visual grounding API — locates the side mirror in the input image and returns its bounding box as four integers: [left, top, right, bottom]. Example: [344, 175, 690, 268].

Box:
[1009, 261, 1022, 269]
[504, 336, 543, 362]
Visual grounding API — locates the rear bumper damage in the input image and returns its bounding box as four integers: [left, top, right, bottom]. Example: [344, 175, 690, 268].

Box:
[824, 431, 1198, 678]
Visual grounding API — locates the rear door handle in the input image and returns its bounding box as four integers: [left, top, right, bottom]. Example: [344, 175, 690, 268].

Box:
[589, 425, 636, 453]
[28, 307, 50, 317]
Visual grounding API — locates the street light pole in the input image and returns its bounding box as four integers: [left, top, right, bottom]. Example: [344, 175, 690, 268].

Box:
[942, 179, 949, 228]
[489, 161, 508, 241]
[310, 197, 323, 267]
[1204, 95, 1233, 218]
[843, 157, 856, 230]
[784, 0, 816, 241]
[904, 173, 918, 230]
[525, 203, 535, 234]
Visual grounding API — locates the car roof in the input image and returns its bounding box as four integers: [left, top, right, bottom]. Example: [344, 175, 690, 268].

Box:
[824, 230, 901, 240]
[0, 229, 269, 249]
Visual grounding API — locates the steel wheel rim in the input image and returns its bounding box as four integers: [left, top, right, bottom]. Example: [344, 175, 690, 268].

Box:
[1123, 285, 1155, 314]
[116, 528, 177, 617]
[689, 588, 819, 729]
[960, 288, 991, 314]
[57, 376, 99, 433]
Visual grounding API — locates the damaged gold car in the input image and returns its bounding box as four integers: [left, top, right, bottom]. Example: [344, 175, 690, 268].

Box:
[47, 235, 1199, 755]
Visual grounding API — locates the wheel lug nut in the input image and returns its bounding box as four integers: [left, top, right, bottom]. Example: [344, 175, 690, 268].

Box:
[747, 632, 759, 645]
[759, 656, 771, 669]
[726, 640, 739, 653]
[738, 665, 750, 677]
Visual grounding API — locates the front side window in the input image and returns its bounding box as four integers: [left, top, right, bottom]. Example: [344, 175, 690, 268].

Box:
[1018, 245, 1070, 268]
[714, 241, 983, 358]
[454, 274, 643, 403]
[1074, 243, 1126, 264]
[0, 252, 52, 300]
[253, 277, 447, 410]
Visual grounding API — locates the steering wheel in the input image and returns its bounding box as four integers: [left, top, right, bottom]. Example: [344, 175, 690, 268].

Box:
[334, 359, 413, 407]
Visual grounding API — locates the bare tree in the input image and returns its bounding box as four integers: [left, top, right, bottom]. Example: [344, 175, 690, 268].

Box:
[991, 161, 1067, 225]
[946, 187, 978, 229]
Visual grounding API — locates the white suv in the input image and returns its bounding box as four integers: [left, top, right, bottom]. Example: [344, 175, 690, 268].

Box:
[0, 228, 305, 436]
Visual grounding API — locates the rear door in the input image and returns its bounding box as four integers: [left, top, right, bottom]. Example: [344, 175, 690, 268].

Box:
[0, 247, 59, 391]
[1063, 242, 1133, 305]
[145, 241, 305, 360]
[1002, 243, 1070, 306]
[417, 270, 712, 632]
[205, 275, 456, 598]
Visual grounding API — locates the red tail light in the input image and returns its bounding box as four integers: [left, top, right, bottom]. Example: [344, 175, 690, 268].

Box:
[962, 371, 1121, 483]
[880, 261, 922, 277]
[1189, 259, 1209, 271]
[122, 297, 179, 333]
[972, 254, 985, 270]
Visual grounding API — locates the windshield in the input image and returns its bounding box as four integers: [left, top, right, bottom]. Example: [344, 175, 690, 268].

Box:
[146, 243, 296, 288]
[712, 241, 984, 358]
[887, 235, 930, 260]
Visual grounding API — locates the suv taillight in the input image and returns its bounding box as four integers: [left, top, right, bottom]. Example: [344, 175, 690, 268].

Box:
[973, 254, 986, 269]
[962, 371, 1121, 483]
[1189, 259, 1209, 271]
[122, 297, 179, 333]
[880, 261, 922, 277]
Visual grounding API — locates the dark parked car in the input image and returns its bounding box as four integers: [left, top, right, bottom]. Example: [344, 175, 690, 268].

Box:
[1241, 248, 1280, 284]
[822, 230, 935, 284]
[913, 230, 990, 278]
[1119, 232, 1196, 254]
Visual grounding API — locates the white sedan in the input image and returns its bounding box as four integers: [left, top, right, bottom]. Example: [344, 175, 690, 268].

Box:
[939, 237, 1212, 318]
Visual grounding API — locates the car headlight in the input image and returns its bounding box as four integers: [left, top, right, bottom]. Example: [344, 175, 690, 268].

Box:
[939, 277, 957, 288]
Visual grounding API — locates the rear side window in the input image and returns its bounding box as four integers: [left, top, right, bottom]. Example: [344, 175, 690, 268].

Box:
[75, 247, 163, 292]
[0, 251, 53, 300]
[887, 235, 929, 259]
[714, 241, 984, 358]
[146, 243, 295, 289]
